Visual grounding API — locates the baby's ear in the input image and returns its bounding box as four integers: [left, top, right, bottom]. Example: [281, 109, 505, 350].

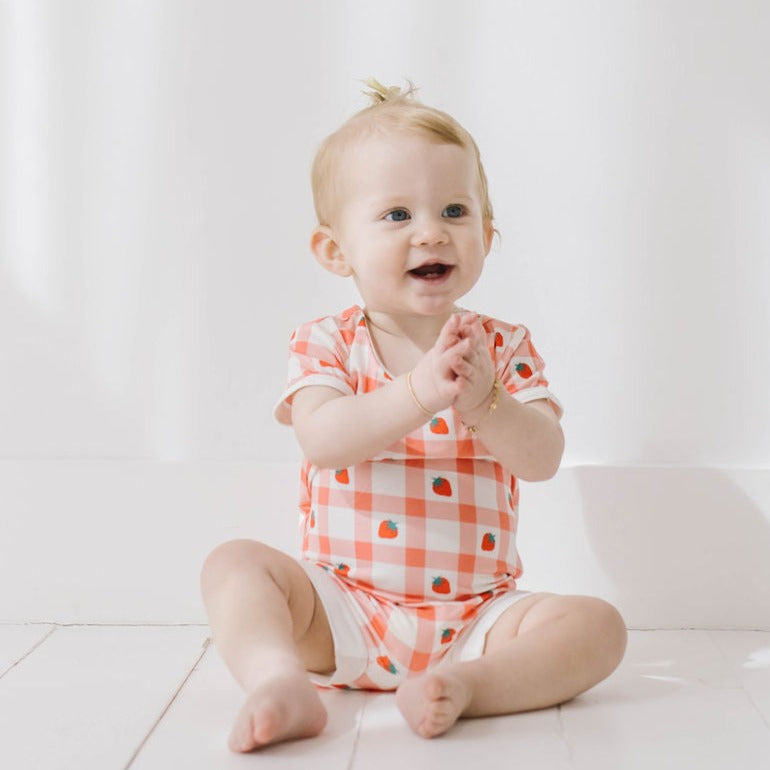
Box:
[310, 226, 353, 277]
[483, 220, 496, 255]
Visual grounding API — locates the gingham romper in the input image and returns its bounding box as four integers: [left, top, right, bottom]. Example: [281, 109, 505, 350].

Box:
[275, 305, 562, 690]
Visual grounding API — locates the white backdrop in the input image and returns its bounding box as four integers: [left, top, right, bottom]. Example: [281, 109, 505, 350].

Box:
[1, 1, 769, 626]
[3, 0, 769, 465]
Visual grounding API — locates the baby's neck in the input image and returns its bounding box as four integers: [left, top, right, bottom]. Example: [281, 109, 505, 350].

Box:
[365, 308, 456, 341]
[363, 308, 460, 376]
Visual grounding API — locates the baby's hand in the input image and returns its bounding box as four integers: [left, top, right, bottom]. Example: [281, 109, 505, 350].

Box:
[408, 314, 468, 413]
[449, 314, 496, 415]
[408, 314, 495, 415]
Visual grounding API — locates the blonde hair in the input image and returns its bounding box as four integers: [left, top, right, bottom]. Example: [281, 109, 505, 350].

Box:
[311, 79, 494, 227]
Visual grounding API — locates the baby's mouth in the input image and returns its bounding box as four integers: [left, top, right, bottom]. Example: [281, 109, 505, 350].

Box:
[407, 263, 453, 281]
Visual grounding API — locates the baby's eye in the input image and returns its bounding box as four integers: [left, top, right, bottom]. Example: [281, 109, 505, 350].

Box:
[442, 204, 466, 218]
[385, 209, 410, 222]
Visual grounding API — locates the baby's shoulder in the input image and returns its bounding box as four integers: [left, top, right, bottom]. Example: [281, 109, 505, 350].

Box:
[289, 305, 366, 352]
[478, 313, 531, 351]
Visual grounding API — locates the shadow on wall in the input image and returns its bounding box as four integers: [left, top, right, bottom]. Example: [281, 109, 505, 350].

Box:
[573, 466, 770, 630]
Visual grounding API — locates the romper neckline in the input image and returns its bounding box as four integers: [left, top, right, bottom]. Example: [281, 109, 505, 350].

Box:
[359, 305, 470, 381]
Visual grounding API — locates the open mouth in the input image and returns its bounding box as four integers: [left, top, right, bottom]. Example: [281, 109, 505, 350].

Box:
[408, 263, 453, 281]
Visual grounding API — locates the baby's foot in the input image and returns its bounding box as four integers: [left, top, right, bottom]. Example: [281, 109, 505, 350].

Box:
[228, 671, 327, 752]
[395, 670, 473, 738]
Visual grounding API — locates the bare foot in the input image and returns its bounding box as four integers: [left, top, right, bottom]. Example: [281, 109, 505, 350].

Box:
[228, 671, 328, 752]
[395, 670, 473, 738]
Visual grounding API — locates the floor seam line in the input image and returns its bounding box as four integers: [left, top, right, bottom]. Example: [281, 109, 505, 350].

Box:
[345, 692, 368, 770]
[556, 703, 577, 768]
[0, 621, 209, 628]
[707, 630, 770, 728]
[0, 625, 58, 680]
[741, 687, 770, 731]
[122, 637, 211, 769]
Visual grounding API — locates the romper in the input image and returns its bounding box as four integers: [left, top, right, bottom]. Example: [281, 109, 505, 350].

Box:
[275, 305, 562, 690]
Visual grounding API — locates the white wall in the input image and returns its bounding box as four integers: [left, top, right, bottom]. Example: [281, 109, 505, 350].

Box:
[1, 1, 769, 626]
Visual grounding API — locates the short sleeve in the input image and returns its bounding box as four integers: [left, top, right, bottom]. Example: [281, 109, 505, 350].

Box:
[495, 324, 564, 419]
[274, 317, 356, 425]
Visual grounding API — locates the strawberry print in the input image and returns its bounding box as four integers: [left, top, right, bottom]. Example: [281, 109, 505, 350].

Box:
[429, 416, 449, 435]
[481, 532, 496, 551]
[334, 563, 350, 577]
[335, 468, 349, 484]
[432, 576, 451, 595]
[440, 628, 456, 645]
[494, 332, 504, 347]
[378, 520, 399, 539]
[515, 362, 533, 379]
[432, 477, 452, 497]
[377, 655, 397, 674]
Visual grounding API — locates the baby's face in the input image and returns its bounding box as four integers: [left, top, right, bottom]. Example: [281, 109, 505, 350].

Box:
[329, 132, 493, 319]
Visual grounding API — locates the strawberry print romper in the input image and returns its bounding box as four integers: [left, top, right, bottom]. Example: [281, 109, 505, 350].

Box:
[275, 305, 562, 690]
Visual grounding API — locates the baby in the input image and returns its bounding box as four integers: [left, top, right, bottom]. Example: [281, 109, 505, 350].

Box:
[201, 80, 627, 752]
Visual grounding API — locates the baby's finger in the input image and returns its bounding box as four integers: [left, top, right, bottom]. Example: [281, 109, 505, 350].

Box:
[446, 313, 463, 334]
[463, 320, 487, 353]
[436, 314, 462, 351]
[452, 356, 475, 379]
[446, 337, 472, 362]
[456, 313, 476, 338]
[464, 317, 484, 344]
[470, 323, 493, 359]
[449, 374, 466, 394]
[458, 342, 479, 367]
[438, 341, 468, 378]
[460, 330, 485, 360]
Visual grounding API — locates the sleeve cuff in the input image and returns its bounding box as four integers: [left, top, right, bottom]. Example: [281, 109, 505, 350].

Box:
[273, 375, 355, 425]
[512, 386, 564, 419]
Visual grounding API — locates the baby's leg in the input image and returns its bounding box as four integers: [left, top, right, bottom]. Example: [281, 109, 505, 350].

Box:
[396, 593, 627, 738]
[200, 540, 335, 751]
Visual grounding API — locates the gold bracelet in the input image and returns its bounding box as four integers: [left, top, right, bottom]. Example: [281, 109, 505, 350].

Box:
[406, 370, 434, 417]
[462, 379, 501, 435]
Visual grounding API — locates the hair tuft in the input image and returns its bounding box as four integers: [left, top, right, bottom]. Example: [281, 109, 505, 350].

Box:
[361, 77, 417, 105]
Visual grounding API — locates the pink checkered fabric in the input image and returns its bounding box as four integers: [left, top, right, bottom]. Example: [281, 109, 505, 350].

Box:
[275, 305, 562, 688]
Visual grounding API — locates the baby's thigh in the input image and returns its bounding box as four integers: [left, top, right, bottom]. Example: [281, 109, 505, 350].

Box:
[483, 592, 624, 655]
[482, 592, 558, 652]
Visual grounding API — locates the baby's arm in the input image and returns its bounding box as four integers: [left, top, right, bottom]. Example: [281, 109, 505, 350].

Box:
[290, 315, 471, 469]
[451, 315, 564, 481]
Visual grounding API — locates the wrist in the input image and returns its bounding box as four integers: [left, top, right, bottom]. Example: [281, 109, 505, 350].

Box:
[407, 365, 448, 416]
[458, 379, 501, 434]
[406, 370, 434, 417]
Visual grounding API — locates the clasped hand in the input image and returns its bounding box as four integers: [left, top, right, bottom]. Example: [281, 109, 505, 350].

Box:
[410, 313, 496, 416]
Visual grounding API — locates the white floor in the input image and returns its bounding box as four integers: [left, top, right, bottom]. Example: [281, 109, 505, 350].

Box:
[1, 626, 769, 770]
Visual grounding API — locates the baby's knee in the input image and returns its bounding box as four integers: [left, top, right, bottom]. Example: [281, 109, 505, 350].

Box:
[583, 597, 627, 668]
[200, 539, 279, 593]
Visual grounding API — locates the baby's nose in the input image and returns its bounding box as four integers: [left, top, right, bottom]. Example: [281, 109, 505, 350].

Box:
[412, 219, 449, 246]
